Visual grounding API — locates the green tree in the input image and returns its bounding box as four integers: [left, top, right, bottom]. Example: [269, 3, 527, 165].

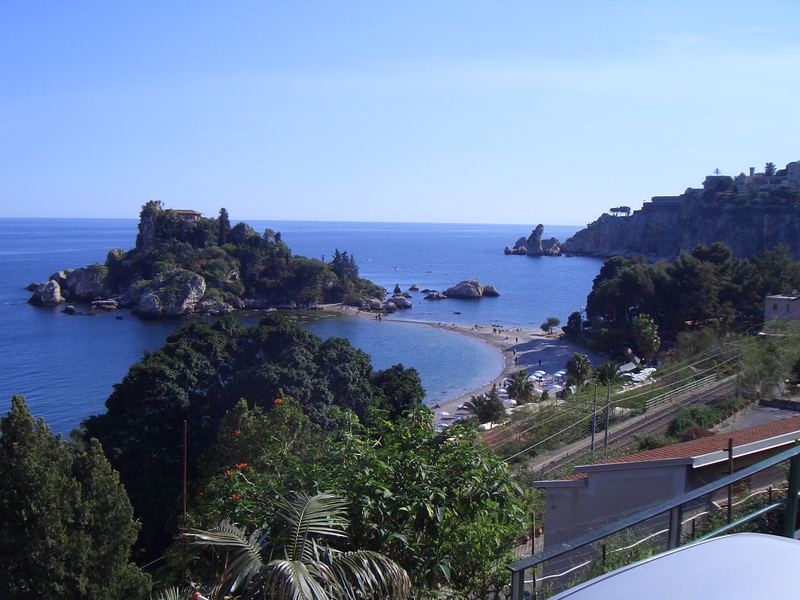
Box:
[463, 385, 506, 424]
[765, 162, 776, 177]
[506, 370, 535, 404]
[85, 316, 427, 557]
[633, 313, 661, 360]
[564, 311, 582, 337]
[184, 493, 410, 600]
[0, 397, 150, 598]
[371, 364, 425, 418]
[185, 404, 529, 597]
[217, 207, 231, 245]
[595, 361, 622, 385]
[540, 316, 561, 333]
[566, 353, 593, 388]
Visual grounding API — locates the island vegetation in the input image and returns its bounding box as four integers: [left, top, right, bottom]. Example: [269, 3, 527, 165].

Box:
[28, 201, 385, 318]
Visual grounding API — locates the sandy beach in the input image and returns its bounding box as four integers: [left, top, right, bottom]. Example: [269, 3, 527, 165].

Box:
[322, 304, 607, 421]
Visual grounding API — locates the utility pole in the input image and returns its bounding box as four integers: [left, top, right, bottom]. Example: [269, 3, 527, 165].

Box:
[591, 383, 598, 457]
[603, 384, 611, 456]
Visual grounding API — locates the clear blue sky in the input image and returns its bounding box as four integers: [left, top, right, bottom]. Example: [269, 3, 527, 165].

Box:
[2, 1, 799, 224]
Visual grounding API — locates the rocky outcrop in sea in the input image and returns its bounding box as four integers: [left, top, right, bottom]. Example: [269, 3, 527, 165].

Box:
[504, 224, 561, 256]
[444, 280, 499, 299]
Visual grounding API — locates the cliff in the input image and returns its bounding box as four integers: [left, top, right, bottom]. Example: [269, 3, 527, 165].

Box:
[563, 166, 800, 259]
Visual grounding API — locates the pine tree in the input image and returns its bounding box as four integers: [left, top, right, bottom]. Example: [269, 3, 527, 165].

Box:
[0, 397, 150, 598]
[218, 207, 231, 245]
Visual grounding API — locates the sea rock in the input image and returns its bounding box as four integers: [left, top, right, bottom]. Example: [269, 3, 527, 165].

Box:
[28, 280, 63, 305]
[25, 282, 41, 292]
[444, 280, 484, 299]
[528, 225, 546, 254]
[393, 283, 402, 294]
[134, 270, 207, 318]
[541, 238, 561, 256]
[65, 266, 109, 301]
[424, 292, 447, 300]
[443, 280, 500, 299]
[63, 305, 78, 315]
[421, 288, 435, 293]
[91, 299, 119, 311]
[389, 295, 412, 309]
[505, 224, 562, 256]
[105, 248, 125, 265]
[383, 301, 397, 313]
[49, 270, 71, 285]
[365, 298, 383, 311]
[197, 299, 234, 315]
[409, 283, 420, 291]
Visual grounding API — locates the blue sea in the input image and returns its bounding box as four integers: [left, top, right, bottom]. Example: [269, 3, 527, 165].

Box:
[0, 219, 603, 434]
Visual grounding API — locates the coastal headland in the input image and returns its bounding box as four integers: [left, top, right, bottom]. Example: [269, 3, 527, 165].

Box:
[324, 304, 606, 421]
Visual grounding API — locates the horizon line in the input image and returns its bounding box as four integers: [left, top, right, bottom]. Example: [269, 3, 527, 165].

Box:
[0, 216, 584, 228]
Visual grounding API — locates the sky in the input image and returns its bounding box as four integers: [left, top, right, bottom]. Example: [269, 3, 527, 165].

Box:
[1, 1, 799, 225]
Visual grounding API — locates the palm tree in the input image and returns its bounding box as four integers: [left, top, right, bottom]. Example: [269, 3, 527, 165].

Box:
[595, 361, 622, 385]
[566, 353, 593, 388]
[506, 370, 535, 404]
[462, 385, 506, 424]
[183, 492, 410, 600]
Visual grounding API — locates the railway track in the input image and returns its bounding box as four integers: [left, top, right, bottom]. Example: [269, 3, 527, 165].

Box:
[605, 376, 738, 452]
[529, 375, 737, 478]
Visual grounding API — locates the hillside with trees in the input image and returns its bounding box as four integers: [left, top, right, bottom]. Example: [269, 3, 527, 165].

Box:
[565, 242, 800, 358]
[66, 314, 533, 598]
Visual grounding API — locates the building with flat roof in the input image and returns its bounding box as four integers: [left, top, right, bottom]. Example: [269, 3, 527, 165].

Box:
[764, 294, 800, 322]
[165, 209, 202, 221]
[536, 416, 800, 551]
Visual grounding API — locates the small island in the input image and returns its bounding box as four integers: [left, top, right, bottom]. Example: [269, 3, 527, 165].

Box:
[28, 201, 386, 318]
[504, 224, 562, 256]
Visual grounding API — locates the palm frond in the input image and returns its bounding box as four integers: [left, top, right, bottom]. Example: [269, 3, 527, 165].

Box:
[152, 586, 193, 600]
[331, 550, 411, 600]
[182, 520, 267, 592]
[260, 559, 337, 600]
[276, 493, 349, 561]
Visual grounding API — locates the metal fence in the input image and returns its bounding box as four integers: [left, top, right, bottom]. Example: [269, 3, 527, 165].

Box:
[508, 444, 800, 599]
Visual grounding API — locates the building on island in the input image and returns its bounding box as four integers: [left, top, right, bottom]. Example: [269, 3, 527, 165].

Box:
[165, 209, 202, 222]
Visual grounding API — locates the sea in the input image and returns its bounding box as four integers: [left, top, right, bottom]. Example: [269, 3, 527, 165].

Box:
[0, 219, 603, 434]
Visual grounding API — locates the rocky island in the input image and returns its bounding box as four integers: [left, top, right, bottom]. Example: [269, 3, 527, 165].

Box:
[504, 224, 562, 256]
[28, 201, 386, 318]
[561, 160, 800, 259]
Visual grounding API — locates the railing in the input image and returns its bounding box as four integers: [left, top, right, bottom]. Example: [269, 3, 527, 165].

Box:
[508, 443, 800, 599]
